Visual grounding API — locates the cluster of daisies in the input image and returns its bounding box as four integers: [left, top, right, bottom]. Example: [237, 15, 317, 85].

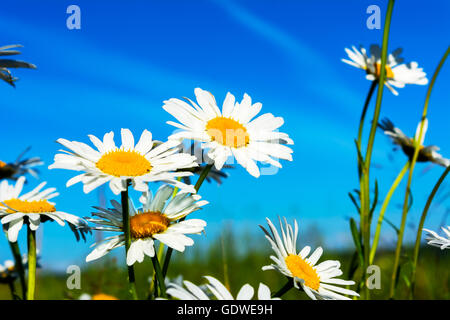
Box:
[46, 88, 294, 270]
[1, 54, 447, 299]
[2, 88, 312, 300]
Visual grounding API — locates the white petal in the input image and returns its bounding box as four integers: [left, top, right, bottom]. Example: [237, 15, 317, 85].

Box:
[236, 284, 254, 300]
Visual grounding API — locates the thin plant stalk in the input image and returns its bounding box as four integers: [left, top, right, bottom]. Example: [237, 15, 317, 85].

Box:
[149, 179, 182, 298]
[148, 243, 165, 298]
[356, 80, 378, 177]
[370, 161, 409, 264]
[272, 279, 293, 298]
[410, 165, 450, 298]
[352, 81, 377, 296]
[8, 239, 27, 299]
[221, 234, 230, 290]
[26, 226, 36, 300]
[193, 164, 214, 192]
[389, 45, 450, 298]
[359, 0, 395, 299]
[162, 164, 214, 277]
[121, 181, 139, 300]
[7, 280, 18, 300]
[151, 254, 167, 298]
[409, 46, 450, 297]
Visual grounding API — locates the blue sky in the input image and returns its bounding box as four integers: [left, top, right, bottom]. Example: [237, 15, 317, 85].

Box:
[1, 0, 449, 270]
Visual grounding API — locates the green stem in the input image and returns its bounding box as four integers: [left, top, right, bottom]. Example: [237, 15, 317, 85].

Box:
[151, 254, 167, 298]
[272, 279, 293, 298]
[121, 183, 138, 300]
[357, 81, 378, 177]
[360, 0, 395, 299]
[410, 165, 450, 298]
[162, 164, 214, 277]
[149, 181, 182, 299]
[148, 243, 166, 299]
[26, 227, 36, 300]
[389, 155, 415, 298]
[370, 161, 409, 264]
[389, 45, 450, 299]
[8, 240, 27, 299]
[221, 235, 230, 290]
[194, 164, 214, 191]
[7, 280, 18, 300]
[353, 81, 377, 295]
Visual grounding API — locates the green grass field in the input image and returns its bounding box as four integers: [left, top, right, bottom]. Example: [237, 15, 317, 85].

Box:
[1, 227, 448, 300]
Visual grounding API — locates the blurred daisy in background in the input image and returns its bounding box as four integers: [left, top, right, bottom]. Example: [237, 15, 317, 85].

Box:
[423, 226, 450, 250]
[163, 88, 293, 178]
[378, 118, 449, 167]
[0, 253, 41, 283]
[164, 275, 280, 300]
[342, 44, 428, 95]
[49, 129, 198, 195]
[79, 293, 119, 300]
[86, 185, 207, 265]
[0, 44, 36, 87]
[0, 260, 16, 283]
[0, 147, 43, 181]
[0, 177, 90, 242]
[260, 217, 359, 300]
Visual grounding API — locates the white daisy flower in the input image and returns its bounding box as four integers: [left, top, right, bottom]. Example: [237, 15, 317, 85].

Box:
[423, 226, 450, 250]
[163, 88, 293, 178]
[182, 142, 233, 185]
[260, 217, 359, 300]
[48, 129, 198, 195]
[0, 177, 90, 242]
[342, 44, 428, 95]
[86, 185, 207, 265]
[379, 118, 449, 167]
[165, 276, 280, 300]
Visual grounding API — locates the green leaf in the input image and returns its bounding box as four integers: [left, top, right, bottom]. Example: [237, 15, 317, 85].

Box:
[407, 187, 414, 212]
[348, 192, 360, 214]
[349, 218, 364, 266]
[403, 274, 411, 288]
[369, 180, 379, 222]
[384, 217, 400, 235]
[354, 139, 365, 173]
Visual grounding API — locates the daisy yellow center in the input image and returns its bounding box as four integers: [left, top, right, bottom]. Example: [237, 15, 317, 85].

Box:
[285, 254, 320, 291]
[92, 293, 119, 300]
[1, 199, 56, 214]
[0, 161, 6, 168]
[129, 211, 170, 239]
[206, 117, 250, 148]
[96, 149, 152, 177]
[375, 63, 394, 78]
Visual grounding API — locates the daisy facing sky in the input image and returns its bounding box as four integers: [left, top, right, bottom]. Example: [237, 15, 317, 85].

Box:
[164, 275, 280, 300]
[0, 176, 90, 243]
[49, 128, 198, 195]
[260, 217, 359, 300]
[86, 184, 207, 266]
[163, 88, 293, 178]
[378, 118, 449, 167]
[423, 226, 450, 250]
[342, 44, 428, 95]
